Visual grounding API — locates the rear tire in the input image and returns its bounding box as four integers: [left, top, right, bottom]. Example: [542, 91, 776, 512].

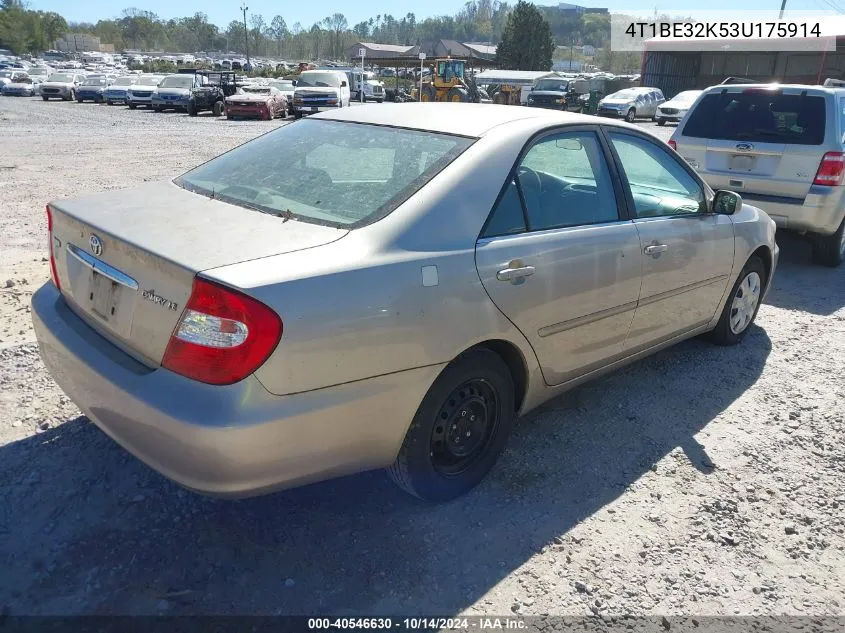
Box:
[708, 255, 766, 346]
[212, 101, 224, 117]
[387, 348, 515, 502]
[187, 100, 197, 116]
[811, 218, 845, 267]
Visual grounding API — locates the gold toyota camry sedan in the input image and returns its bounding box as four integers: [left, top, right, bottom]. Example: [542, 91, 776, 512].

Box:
[32, 103, 778, 501]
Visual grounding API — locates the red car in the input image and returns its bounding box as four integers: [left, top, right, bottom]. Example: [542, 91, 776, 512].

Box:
[225, 85, 288, 120]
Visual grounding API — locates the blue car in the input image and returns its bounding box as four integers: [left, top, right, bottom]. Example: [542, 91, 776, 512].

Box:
[76, 75, 109, 103]
[104, 76, 137, 105]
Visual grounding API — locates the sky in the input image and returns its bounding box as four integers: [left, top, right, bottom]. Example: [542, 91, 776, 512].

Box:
[28, 0, 837, 30]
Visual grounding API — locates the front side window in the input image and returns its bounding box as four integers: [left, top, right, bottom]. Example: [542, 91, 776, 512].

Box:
[175, 119, 473, 228]
[608, 132, 705, 218]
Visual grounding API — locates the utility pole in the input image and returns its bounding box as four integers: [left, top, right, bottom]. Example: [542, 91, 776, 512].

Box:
[240, 4, 250, 67]
[778, 0, 787, 19]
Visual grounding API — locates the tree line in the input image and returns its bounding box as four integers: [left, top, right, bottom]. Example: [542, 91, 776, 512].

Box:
[1, 0, 619, 64]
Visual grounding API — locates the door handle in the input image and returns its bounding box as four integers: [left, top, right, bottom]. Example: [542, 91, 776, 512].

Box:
[643, 244, 668, 256]
[496, 264, 536, 282]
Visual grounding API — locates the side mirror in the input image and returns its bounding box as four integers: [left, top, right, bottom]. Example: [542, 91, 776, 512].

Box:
[713, 190, 742, 215]
[341, 81, 347, 87]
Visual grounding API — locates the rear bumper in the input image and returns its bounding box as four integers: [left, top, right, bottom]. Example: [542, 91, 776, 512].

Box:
[738, 187, 845, 235]
[31, 283, 440, 497]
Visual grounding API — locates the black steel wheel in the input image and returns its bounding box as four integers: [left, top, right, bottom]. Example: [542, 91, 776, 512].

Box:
[387, 348, 515, 501]
[429, 379, 500, 476]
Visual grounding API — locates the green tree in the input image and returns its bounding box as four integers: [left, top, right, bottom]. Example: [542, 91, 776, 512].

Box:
[270, 15, 287, 56]
[495, 0, 553, 70]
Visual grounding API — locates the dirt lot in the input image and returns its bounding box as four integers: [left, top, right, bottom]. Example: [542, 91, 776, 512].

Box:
[1, 97, 843, 619]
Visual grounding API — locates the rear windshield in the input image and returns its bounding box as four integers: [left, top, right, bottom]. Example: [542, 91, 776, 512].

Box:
[175, 119, 473, 228]
[683, 91, 826, 145]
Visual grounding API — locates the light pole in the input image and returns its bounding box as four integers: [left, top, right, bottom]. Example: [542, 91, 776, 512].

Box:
[240, 4, 250, 67]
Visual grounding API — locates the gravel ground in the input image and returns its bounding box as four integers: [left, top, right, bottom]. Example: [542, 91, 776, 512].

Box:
[1, 97, 843, 619]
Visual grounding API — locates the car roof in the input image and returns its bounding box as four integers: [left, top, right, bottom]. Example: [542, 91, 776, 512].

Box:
[316, 102, 635, 138]
[702, 83, 845, 95]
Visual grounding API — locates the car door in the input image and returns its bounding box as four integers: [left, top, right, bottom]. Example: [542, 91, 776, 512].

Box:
[603, 129, 735, 352]
[475, 127, 643, 386]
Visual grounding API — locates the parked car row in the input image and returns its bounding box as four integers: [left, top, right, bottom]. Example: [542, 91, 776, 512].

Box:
[11, 68, 298, 121]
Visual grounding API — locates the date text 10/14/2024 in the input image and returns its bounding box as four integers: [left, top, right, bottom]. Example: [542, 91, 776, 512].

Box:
[307, 617, 527, 630]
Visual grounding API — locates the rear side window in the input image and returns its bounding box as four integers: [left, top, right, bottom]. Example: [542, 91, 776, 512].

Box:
[683, 91, 826, 145]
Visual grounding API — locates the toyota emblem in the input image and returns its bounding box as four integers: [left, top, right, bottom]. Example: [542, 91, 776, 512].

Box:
[89, 234, 104, 257]
[735, 143, 753, 152]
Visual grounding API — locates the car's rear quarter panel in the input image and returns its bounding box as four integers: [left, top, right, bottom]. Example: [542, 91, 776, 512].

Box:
[205, 127, 545, 401]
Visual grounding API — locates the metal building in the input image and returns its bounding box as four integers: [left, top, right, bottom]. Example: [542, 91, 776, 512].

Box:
[640, 23, 845, 98]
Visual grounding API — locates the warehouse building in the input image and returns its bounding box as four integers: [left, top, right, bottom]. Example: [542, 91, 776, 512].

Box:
[640, 23, 845, 98]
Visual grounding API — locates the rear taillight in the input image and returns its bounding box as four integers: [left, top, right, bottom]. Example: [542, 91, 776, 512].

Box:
[668, 140, 677, 151]
[813, 152, 845, 186]
[46, 205, 61, 290]
[162, 278, 282, 385]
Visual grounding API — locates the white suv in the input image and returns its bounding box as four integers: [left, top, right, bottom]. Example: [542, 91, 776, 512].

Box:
[670, 83, 845, 267]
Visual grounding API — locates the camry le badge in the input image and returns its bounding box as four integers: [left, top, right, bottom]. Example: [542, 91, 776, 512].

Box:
[142, 289, 178, 311]
[89, 234, 104, 257]
[735, 143, 753, 152]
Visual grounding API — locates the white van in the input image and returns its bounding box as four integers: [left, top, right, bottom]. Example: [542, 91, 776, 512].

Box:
[293, 70, 351, 117]
[349, 70, 385, 103]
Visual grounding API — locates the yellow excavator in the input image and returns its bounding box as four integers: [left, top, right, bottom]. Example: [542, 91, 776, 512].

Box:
[413, 58, 471, 103]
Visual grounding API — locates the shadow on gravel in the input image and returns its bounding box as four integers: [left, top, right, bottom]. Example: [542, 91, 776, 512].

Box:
[764, 232, 845, 316]
[1, 329, 771, 616]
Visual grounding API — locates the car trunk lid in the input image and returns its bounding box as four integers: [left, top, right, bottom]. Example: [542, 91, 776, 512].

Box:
[49, 181, 347, 367]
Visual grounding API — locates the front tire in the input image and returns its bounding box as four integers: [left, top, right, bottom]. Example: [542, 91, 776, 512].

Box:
[656, 118, 666, 126]
[708, 255, 766, 346]
[187, 100, 197, 116]
[811, 217, 845, 267]
[625, 108, 636, 123]
[387, 348, 515, 502]
[42, 96, 49, 101]
[128, 102, 137, 109]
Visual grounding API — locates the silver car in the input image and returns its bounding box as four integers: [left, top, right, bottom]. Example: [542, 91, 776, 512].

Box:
[670, 83, 845, 267]
[269, 79, 296, 113]
[655, 90, 702, 126]
[127, 74, 165, 109]
[39, 72, 83, 101]
[32, 104, 778, 502]
[598, 87, 665, 123]
[104, 75, 137, 105]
